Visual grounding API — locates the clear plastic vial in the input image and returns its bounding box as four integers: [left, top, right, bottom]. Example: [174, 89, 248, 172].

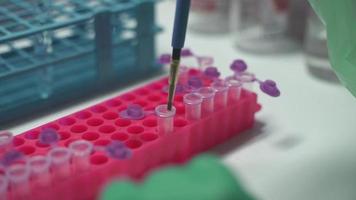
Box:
[183, 93, 203, 121]
[189, 0, 230, 33]
[304, 9, 338, 83]
[155, 105, 176, 136]
[49, 147, 72, 180]
[197, 87, 216, 117]
[231, 0, 297, 53]
[6, 163, 31, 199]
[29, 155, 51, 188]
[0, 131, 13, 154]
[69, 140, 93, 172]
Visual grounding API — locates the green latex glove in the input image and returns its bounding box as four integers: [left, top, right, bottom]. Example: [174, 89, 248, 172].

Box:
[308, 0, 356, 97]
[101, 155, 254, 200]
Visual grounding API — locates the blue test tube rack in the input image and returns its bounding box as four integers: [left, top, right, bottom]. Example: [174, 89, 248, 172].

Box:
[0, 0, 162, 126]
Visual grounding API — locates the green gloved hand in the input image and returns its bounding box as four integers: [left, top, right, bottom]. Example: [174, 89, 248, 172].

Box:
[308, 0, 356, 97]
[101, 155, 254, 200]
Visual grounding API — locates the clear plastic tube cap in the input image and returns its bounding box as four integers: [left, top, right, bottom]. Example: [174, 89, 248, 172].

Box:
[184, 93, 203, 105]
[29, 155, 51, 174]
[155, 105, 176, 118]
[212, 80, 229, 92]
[69, 140, 93, 157]
[226, 78, 242, 87]
[49, 147, 72, 165]
[6, 163, 30, 184]
[197, 87, 216, 99]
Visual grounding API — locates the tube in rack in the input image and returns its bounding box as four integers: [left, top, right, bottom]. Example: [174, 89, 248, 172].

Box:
[197, 87, 216, 117]
[212, 80, 228, 109]
[6, 163, 31, 199]
[226, 79, 242, 103]
[49, 147, 72, 180]
[0, 131, 13, 154]
[69, 140, 93, 172]
[155, 105, 176, 135]
[183, 93, 203, 121]
[29, 155, 51, 188]
[0, 174, 8, 200]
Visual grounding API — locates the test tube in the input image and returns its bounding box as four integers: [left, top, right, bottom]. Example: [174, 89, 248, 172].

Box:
[211, 80, 229, 110]
[48, 147, 72, 180]
[6, 163, 31, 199]
[183, 93, 203, 121]
[69, 140, 93, 173]
[226, 79, 242, 103]
[236, 73, 255, 91]
[155, 105, 176, 136]
[0, 131, 13, 154]
[29, 155, 51, 188]
[196, 87, 216, 117]
[0, 174, 8, 200]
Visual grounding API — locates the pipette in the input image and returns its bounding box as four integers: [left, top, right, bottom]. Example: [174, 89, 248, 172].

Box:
[167, 0, 191, 111]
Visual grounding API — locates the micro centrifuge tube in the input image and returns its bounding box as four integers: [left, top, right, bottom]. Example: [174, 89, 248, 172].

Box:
[29, 155, 51, 188]
[212, 80, 228, 109]
[49, 147, 72, 180]
[236, 72, 255, 91]
[0, 131, 13, 154]
[197, 87, 216, 117]
[69, 140, 93, 172]
[155, 105, 176, 135]
[6, 163, 31, 199]
[183, 93, 203, 121]
[226, 79, 242, 103]
[0, 174, 8, 200]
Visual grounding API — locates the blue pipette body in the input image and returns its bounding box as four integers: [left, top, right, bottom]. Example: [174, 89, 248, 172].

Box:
[171, 0, 191, 50]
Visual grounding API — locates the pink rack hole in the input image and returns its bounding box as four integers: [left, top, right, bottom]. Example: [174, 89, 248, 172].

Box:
[150, 83, 164, 90]
[140, 133, 158, 142]
[71, 125, 88, 133]
[19, 145, 35, 155]
[174, 118, 188, 127]
[75, 111, 92, 120]
[102, 112, 118, 120]
[106, 99, 122, 107]
[58, 117, 76, 126]
[35, 141, 49, 148]
[142, 118, 157, 127]
[94, 140, 111, 146]
[87, 118, 104, 127]
[148, 94, 161, 102]
[115, 119, 131, 127]
[24, 130, 39, 140]
[135, 88, 149, 96]
[13, 137, 25, 147]
[121, 94, 136, 101]
[91, 105, 107, 113]
[133, 100, 148, 107]
[111, 133, 129, 142]
[59, 131, 70, 140]
[90, 154, 108, 165]
[174, 95, 184, 102]
[175, 103, 185, 115]
[117, 105, 128, 112]
[64, 139, 77, 147]
[127, 126, 144, 135]
[98, 125, 116, 134]
[125, 140, 142, 149]
[42, 123, 60, 131]
[82, 132, 99, 141]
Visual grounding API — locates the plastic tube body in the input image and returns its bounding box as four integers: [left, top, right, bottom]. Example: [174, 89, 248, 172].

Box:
[0, 174, 8, 200]
[197, 87, 215, 117]
[49, 147, 72, 180]
[69, 140, 93, 172]
[155, 105, 176, 136]
[0, 131, 13, 154]
[226, 79, 242, 103]
[6, 163, 31, 199]
[184, 93, 203, 121]
[212, 81, 228, 109]
[29, 155, 51, 188]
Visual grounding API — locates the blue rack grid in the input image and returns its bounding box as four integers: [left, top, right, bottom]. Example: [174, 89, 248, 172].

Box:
[0, 0, 162, 126]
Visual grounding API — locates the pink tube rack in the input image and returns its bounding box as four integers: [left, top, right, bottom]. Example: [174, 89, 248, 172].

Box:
[1, 69, 261, 200]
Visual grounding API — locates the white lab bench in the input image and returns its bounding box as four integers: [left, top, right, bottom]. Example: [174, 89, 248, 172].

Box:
[8, 1, 356, 200]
